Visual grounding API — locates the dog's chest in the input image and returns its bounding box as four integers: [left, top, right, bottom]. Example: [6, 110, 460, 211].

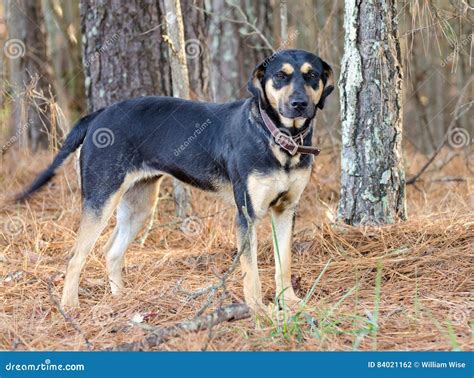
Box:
[247, 168, 311, 218]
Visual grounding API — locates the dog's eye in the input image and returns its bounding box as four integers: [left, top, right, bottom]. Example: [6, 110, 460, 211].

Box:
[274, 71, 287, 80]
[308, 71, 319, 79]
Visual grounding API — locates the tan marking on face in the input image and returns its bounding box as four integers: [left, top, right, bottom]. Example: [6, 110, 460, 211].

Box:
[281, 63, 295, 75]
[305, 79, 324, 106]
[265, 79, 293, 110]
[300, 62, 313, 74]
[265, 79, 298, 127]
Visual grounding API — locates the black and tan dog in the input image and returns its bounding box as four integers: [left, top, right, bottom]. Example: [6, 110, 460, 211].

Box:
[18, 49, 334, 312]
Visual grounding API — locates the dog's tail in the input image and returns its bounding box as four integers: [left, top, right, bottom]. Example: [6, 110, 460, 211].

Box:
[15, 109, 103, 202]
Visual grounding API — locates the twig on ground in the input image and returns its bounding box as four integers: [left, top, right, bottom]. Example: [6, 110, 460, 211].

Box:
[176, 207, 251, 317]
[430, 176, 468, 183]
[46, 275, 93, 350]
[110, 303, 250, 351]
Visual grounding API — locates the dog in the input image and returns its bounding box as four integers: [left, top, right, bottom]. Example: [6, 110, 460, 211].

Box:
[17, 49, 334, 313]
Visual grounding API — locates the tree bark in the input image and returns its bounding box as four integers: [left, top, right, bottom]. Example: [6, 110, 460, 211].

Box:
[163, 0, 192, 219]
[80, 0, 171, 112]
[44, 0, 85, 116]
[208, 0, 273, 101]
[6, 0, 57, 151]
[279, 0, 288, 42]
[338, 0, 406, 225]
[181, 0, 211, 100]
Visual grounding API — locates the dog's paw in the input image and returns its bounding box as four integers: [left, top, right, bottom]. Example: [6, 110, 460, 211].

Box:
[281, 294, 304, 312]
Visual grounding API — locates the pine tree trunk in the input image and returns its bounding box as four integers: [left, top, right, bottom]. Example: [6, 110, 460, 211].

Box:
[80, 0, 171, 112]
[6, 0, 56, 151]
[209, 0, 273, 101]
[338, 0, 406, 225]
[208, 0, 241, 101]
[164, 0, 192, 219]
[182, 0, 211, 100]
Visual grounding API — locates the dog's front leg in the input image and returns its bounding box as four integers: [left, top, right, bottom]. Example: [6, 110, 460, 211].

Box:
[235, 212, 264, 314]
[271, 206, 302, 309]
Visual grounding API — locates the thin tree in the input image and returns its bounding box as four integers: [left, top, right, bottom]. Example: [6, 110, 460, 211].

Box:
[6, 0, 57, 151]
[182, 0, 211, 100]
[163, 0, 193, 219]
[338, 0, 406, 225]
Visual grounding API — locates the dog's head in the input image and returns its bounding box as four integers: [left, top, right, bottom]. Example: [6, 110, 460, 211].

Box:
[248, 49, 334, 123]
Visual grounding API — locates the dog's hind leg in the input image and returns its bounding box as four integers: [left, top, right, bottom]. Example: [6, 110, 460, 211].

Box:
[104, 176, 162, 296]
[61, 190, 123, 307]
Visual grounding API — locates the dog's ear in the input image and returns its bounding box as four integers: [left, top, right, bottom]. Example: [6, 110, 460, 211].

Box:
[317, 60, 334, 110]
[247, 61, 266, 102]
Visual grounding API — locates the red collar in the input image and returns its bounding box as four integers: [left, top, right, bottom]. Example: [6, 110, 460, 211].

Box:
[258, 104, 320, 156]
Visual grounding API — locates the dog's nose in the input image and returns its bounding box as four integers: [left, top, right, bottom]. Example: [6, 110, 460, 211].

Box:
[290, 99, 308, 110]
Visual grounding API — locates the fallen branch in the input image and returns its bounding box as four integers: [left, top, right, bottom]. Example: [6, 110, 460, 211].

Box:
[176, 206, 251, 316]
[430, 176, 468, 183]
[110, 303, 250, 351]
[46, 275, 93, 351]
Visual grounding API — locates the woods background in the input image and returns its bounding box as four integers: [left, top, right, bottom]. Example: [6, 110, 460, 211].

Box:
[0, 0, 472, 351]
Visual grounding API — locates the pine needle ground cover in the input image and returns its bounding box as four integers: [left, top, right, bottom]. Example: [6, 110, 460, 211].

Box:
[1, 148, 472, 351]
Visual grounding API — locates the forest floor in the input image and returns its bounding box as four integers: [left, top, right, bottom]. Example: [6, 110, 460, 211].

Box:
[1, 147, 473, 351]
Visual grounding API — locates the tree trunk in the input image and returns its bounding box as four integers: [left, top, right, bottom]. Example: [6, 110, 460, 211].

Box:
[44, 0, 85, 116]
[163, 0, 192, 219]
[208, 0, 241, 102]
[279, 0, 288, 42]
[6, 0, 57, 151]
[181, 0, 211, 101]
[80, 0, 171, 112]
[209, 0, 273, 102]
[338, 0, 406, 225]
